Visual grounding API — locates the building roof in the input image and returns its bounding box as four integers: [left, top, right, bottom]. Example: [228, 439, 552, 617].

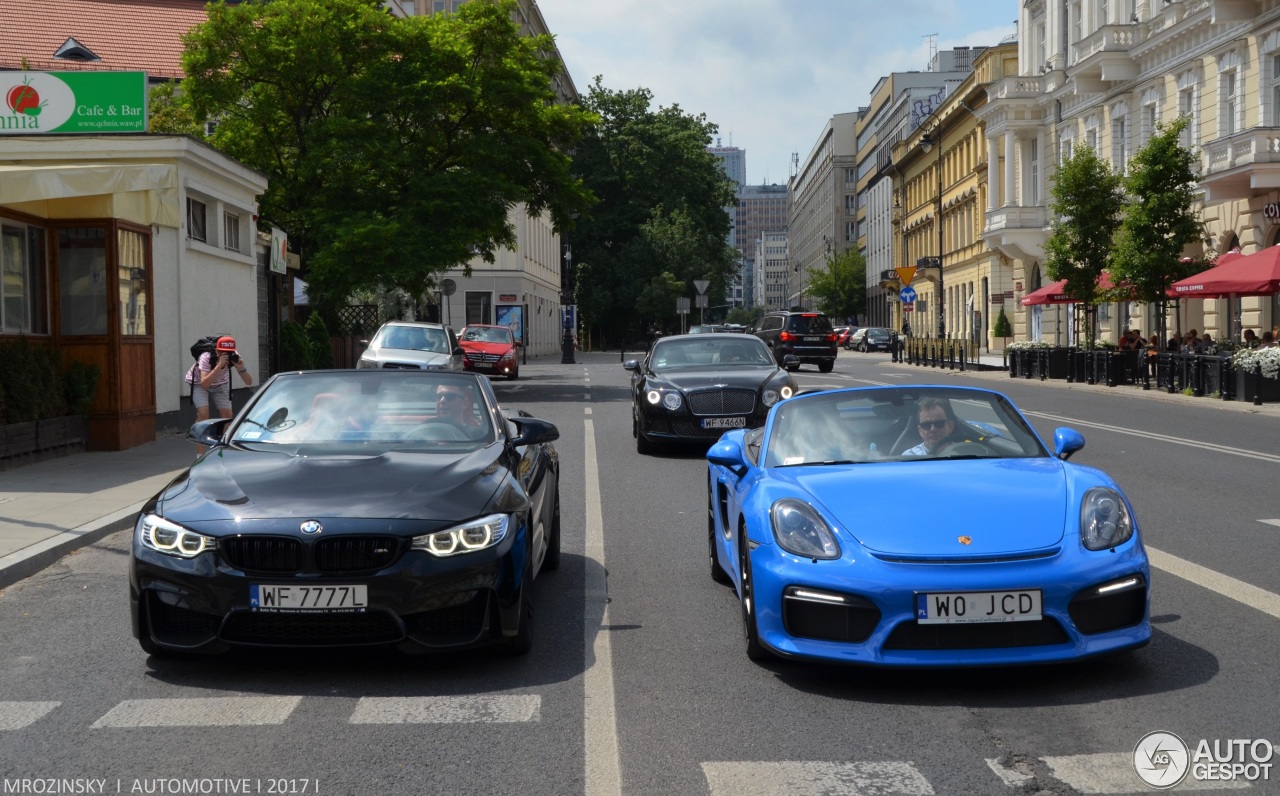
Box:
[0, 0, 208, 81]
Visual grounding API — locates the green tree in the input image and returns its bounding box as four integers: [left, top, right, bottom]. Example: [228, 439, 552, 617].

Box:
[1108, 117, 1203, 345]
[726, 305, 765, 326]
[305, 313, 336, 369]
[180, 0, 595, 309]
[1043, 145, 1124, 348]
[635, 271, 686, 331]
[281, 320, 314, 371]
[806, 249, 867, 324]
[993, 305, 1012, 338]
[570, 79, 738, 346]
[147, 82, 204, 137]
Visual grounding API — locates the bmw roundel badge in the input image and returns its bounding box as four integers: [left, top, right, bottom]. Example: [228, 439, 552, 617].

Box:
[300, 520, 323, 535]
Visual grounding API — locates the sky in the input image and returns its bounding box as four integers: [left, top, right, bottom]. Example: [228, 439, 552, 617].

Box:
[535, 1, 1019, 186]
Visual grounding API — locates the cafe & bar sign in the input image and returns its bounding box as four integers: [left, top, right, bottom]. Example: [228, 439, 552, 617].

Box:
[2, 71, 148, 134]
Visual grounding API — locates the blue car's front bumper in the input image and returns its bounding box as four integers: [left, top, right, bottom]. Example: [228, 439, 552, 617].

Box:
[748, 539, 1150, 667]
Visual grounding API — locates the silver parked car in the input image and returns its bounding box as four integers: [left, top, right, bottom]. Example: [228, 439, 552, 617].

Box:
[358, 321, 464, 371]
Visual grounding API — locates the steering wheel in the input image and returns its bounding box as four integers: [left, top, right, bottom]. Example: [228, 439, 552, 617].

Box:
[941, 440, 991, 457]
[401, 421, 468, 442]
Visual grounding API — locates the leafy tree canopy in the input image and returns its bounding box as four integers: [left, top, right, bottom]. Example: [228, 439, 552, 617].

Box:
[1107, 117, 1203, 341]
[178, 0, 596, 308]
[1043, 144, 1124, 345]
[726, 305, 765, 326]
[570, 79, 738, 343]
[806, 249, 866, 324]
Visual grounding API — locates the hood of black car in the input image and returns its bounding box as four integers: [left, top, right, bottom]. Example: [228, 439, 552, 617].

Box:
[653, 366, 780, 390]
[157, 444, 507, 525]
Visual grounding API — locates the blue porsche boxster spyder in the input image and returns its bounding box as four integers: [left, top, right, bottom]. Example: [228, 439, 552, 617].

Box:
[705, 385, 1151, 667]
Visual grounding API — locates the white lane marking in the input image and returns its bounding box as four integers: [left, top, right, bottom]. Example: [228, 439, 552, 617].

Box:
[985, 758, 1034, 788]
[584, 393, 591, 400]
[1259, 520, 1280, 528]
[1043, 752, 1250, 792]
[584, 407, 593, 415]
[1022, 411, 1280, 465]
[0, 701, 59, 730]
[879, 372, 910, 378]
[1148, 546, 1280, 621]
[584, 419, 622, 796]
[702, 761, 934, 796]
[91, 697, 302, 728]
[349, 696, 539, 724]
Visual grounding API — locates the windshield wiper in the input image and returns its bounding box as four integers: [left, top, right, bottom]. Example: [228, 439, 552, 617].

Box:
[779, 459, 860, 467]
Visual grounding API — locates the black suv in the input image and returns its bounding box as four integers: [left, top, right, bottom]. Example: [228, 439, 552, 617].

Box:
[753, 311, 837, 372]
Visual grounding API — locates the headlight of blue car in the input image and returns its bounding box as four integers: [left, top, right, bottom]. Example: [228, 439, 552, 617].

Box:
[770, 499, 840, 559]
[1080, 488, 1134, 550]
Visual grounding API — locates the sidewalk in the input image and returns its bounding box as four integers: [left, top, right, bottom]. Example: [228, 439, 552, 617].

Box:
[0, 430, 196, 590]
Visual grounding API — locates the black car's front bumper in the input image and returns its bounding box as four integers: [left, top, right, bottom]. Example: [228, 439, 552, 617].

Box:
[637, 406, 769, 443]
[130, 525, 530, 655]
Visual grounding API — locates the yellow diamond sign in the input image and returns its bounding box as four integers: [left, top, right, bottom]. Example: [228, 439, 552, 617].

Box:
[895, 267, 916, 286]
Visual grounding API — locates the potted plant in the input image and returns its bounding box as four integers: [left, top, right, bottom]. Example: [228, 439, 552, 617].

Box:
[1232, 347, 1280, 403]
[992, 306, 1013, 348]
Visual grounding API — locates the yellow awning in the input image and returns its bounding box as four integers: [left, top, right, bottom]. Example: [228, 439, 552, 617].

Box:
[0, 163, 179, 227]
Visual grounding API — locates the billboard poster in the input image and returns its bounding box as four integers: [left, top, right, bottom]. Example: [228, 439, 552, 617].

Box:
[1, 71, 147, 134]
[270, 227, 288, 274]
[496, 304, 523, 345]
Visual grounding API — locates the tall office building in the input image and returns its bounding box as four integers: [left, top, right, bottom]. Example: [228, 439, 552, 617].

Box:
[735, 184, 789, 307]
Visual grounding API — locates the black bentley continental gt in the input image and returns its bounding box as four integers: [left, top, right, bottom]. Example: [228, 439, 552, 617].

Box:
[130, 370, 560, 657]
[625, 333, 798, 454]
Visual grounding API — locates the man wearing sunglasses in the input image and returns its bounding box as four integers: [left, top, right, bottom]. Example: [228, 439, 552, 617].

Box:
[434, 383, 483, 431]
[902, 397, 963, 457]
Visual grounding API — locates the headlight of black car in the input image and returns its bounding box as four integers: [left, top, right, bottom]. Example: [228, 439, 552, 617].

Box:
[412, 513, 511, 557]
[645, 386, 683, 411]
[762, 382, 795, 407]
[137, 513, 218, 559]
[1080, 488, 1134, 550]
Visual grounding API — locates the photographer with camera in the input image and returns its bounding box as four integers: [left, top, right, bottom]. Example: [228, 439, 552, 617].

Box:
[188, 335, 254, 454]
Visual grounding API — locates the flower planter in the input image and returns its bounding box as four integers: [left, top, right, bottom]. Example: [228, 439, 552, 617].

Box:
[1235, 370, 1280, 403]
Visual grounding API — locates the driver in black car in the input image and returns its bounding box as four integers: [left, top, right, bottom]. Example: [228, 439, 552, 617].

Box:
[435, 382, 483, 433]
[902, 397, 983, 456]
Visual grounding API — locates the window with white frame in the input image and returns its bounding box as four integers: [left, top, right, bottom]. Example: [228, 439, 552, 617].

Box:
[1112, 116, 1128, 172]
[1143, 101, 1159, 144]
[1059, 130, 1075, 165]
[1072, 1, 1082, 42]
[186, 197, 207, 242]
[0, 221, 49, 334]
[1178, 84, 1198, 148]
[223, 211, 241, 252]
[1271, 55, 1280, 126]
[1221, 69, 1240, 136]
[1028, 138, 1040, 205]
[1099, 0, 1108, 26]
[1085, 116, 1100, 151]
[1036, 23, 1047, 69]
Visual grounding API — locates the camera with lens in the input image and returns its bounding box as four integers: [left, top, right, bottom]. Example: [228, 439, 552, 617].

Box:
[225, 352, 241, 364]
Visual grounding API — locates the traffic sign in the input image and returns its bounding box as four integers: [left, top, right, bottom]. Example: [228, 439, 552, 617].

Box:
[903, 304, 914, 312]
[693, 279, 710, 295]
[896, 266, 916, 286]
[676, 296, 691, 314]
[900, 286, 917, 304]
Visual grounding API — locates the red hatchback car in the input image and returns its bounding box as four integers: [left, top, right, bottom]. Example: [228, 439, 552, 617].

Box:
[459, 324, 520, 379]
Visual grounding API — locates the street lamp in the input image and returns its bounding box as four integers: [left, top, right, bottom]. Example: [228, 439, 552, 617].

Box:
[920, 125, 946, 339]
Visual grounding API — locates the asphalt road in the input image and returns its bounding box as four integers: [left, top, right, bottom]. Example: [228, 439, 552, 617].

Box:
[2, 349, 1278, 795]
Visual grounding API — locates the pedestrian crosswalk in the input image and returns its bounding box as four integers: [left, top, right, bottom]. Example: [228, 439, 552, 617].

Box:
[1, 699, 1266, 793]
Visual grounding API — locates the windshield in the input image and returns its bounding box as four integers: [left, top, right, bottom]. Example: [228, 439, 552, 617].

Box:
[228, 372, 496, 452]
[763, 387, 1046, 467]
[374, 325, 449, 354]
[462, 326, 513, 344]
[867, 328, 890, 339]
[651, 337, 774, 368]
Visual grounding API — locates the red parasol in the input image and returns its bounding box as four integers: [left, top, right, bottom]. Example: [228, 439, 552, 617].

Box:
[1167, 249, 1277, 298]
[1020, 272, 1122, 306]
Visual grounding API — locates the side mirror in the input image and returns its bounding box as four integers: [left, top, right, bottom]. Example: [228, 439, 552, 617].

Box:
[358, 339, 369, 349]
[452, 347, 464, 357]
[188, 417, 231, 448]
[782, 354, 800, 368]
[707, 433, 749, 476]
[510, 417, 559, 447]
[513, 339, 523, 348]
[1053, 427, 1085, 460]
[623, 359, 641, 372]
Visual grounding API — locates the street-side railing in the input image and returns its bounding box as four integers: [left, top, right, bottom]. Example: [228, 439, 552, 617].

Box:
[900, 337, 981, 371]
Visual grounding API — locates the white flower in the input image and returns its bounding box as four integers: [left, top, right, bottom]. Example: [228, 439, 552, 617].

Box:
[1233, 347, 1280, 380]
[1006, 340, 1053, 350]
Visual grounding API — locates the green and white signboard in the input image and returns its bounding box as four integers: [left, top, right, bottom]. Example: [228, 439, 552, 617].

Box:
[1, 71, 148, 134]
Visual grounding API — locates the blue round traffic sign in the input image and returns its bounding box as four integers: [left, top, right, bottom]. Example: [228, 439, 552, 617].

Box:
[900, 286, 917, 304]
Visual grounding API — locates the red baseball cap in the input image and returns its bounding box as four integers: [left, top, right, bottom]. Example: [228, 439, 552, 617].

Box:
[216, 336, 237, 352]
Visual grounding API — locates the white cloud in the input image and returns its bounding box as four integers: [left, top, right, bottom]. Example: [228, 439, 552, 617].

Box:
[538, 0, 1018, 184]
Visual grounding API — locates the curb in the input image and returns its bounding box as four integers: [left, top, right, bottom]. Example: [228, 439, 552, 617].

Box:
[0, 502, 143, 591]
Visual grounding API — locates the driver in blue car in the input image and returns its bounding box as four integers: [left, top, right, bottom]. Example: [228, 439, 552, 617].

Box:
[903, 397, 996, 456]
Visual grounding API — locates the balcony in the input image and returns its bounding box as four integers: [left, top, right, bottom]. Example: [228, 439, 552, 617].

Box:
[987, 76, 1043, 101]
[1068, 25, 1139, 87]
[983, 206, 1046, 261]
[1199, 127, 1280, 203]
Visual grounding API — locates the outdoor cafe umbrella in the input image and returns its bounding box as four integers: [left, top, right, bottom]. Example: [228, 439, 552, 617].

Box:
[1168, 248, 1279, 298]
[1020, 272, 1122, 305]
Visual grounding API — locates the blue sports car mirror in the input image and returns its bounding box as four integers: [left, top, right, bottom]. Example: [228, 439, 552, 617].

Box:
[1053, 427, 1086, 460]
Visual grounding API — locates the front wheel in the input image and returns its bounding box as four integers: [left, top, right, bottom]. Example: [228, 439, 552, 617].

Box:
[739, 531, 771, 662]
